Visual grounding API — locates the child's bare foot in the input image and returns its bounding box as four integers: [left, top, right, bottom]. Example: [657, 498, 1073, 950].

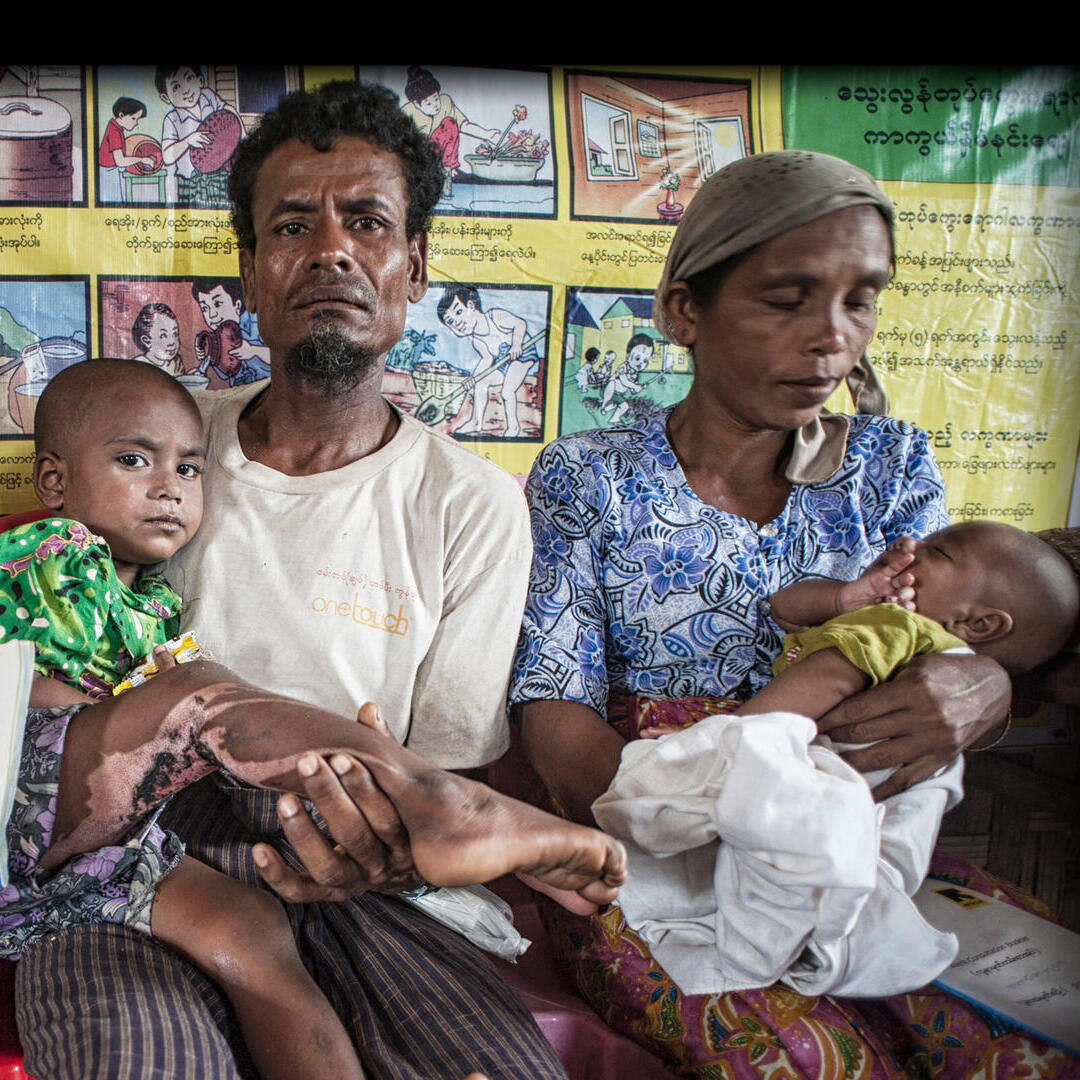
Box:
[339, 754, 626, 905]
[515, 871, 599, 915]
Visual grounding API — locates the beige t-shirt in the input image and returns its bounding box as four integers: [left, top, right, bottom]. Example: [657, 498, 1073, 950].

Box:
[168, 384, 531, 769]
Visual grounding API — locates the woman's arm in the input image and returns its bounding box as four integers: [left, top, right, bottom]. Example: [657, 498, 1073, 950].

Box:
[519, 700, 626, 827]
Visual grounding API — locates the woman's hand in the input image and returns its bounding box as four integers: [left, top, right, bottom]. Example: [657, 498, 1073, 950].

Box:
[816, 652, 1011, 799]
[253, 703, 420, 901]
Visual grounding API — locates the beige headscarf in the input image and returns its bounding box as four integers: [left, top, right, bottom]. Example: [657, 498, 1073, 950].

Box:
[653, 151, 894, 483]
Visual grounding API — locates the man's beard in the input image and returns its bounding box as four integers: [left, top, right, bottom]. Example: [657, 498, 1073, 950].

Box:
[283, 314, 381, 398]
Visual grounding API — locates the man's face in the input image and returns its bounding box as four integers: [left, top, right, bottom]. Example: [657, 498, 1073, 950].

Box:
[238, 136, 427, 394]
[160, 66, 203, 110]
[197, 285, 243, 330]
[441, 297, 478, 337]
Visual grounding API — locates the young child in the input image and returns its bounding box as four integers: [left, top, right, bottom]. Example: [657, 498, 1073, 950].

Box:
[2, 359, 626, 1080]
[593, 521, 1078, 998]
[97, 97, 153, 203]
[131, 301, 185, 377]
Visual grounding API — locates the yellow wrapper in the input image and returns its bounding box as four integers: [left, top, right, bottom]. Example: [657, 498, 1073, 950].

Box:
[112, 632, 206, 695]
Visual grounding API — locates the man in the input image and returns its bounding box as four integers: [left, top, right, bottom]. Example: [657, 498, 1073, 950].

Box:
[191, 276, 271, 385]
[16, 80, 567, 1080]
[437, 284, 539, 437]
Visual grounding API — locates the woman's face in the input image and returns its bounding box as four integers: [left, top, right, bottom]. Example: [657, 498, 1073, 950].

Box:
[417, 92, 441, 117]
[673, 206, 892, 433]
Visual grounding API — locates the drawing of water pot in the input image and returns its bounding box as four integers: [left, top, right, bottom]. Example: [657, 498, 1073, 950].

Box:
[0, 96, 73, 202]
[6, 332, 87, 433]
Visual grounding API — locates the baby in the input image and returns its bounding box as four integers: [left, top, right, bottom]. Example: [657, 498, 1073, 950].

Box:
[754, 519, 1079, 713]
[2, 359, 625, 1080]
[594, 521, 1078, 998]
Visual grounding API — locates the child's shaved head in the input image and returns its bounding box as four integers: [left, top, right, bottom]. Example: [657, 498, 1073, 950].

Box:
[945, 521, 1079, 674]
[35, 359, 201, 458]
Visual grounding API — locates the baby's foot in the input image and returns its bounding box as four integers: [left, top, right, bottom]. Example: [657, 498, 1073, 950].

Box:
[357, 758, 626, 905]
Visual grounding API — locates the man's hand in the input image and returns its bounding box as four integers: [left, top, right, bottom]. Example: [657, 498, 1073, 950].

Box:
[253, 704, 419, 901]
[817, 652, 1011, 800]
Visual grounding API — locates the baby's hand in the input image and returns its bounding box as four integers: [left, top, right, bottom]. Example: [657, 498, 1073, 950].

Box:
[839, 541, 916, 612]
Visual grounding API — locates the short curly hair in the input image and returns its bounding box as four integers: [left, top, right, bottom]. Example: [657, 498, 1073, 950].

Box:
[228, 80, 443, 250]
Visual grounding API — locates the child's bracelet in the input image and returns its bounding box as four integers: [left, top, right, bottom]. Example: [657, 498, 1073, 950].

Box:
[966, 710, 1012, 753]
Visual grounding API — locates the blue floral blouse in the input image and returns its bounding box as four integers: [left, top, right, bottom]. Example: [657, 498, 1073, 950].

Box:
[509, 408, 948, 715]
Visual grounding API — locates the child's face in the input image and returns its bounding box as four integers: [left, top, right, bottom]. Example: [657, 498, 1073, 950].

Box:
[160, 66, 203, 110]
[441, 297, 478, 337]
[907, 524, 985, 625]
[48, 391, 205, 582]
[116, 110, 144, 132]
[144, 314, 180, 363]
[197, 286, 243, 330]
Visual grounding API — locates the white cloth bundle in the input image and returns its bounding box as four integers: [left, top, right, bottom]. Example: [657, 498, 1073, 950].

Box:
[592, 710, 962, 996]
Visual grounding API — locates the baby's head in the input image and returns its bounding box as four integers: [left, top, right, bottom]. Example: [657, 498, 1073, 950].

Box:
[33, 359, 205, 584]
[909, 521, 1079, 674]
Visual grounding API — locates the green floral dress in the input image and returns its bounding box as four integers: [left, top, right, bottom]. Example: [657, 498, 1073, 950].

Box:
[0, 518, 184, 958]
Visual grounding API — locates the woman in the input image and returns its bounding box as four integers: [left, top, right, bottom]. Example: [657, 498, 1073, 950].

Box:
[510, 151, 1074, 1078]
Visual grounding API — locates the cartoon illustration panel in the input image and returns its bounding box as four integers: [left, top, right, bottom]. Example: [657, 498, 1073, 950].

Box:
[99, 276, 269, 391]
[566, 71, 752, 225]
[357, 66, 555, 219]
[0, 66, 87, 206]
[0, 278, 90, 438]
[93, 66, 301, 208]
[559, 287, 691, 436]
[383, 282, 551, 442]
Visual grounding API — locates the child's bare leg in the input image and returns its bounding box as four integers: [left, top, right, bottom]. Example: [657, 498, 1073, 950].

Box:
[329, 753, 625, 904]
[44, 661, 624, 903]
[152, 856, 365, 1080]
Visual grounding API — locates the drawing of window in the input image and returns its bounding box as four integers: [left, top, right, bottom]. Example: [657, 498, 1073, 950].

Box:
[207, 66, 301, 127]
[637, 120, 661, 158]
[581, 94, 638, 181]
[693, 117, 746, 181]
